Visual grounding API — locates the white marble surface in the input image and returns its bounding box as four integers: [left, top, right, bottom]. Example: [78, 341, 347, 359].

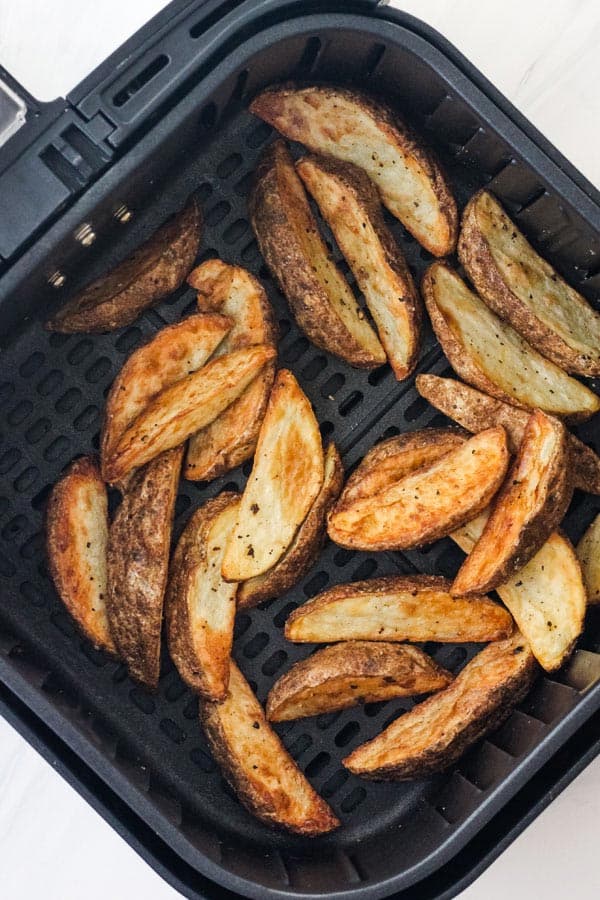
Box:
[0, 1, 599, 898]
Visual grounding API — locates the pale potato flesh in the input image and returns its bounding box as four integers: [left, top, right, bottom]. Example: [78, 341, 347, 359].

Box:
[452, 512, 586, 671]
[251, 86, 455, 255]
[222, 369, 324, 581]
[577, 514, 600, 605]
[200, 660, 339, 834]
[476, 191, 600, 367]
[285, 577, 513, 644]
[328, 427, 509, 550]
[102, 313, 231, 476]
[429, 265, 599, 417]
[106, 344, 276, 483]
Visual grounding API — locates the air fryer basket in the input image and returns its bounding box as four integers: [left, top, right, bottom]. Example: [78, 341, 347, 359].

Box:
[1, 5, 600, 899]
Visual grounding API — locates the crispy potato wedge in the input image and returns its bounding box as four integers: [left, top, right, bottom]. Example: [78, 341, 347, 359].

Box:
[453, 410, 573, 596]
[47, 199, 202, 333]
[266, 641, 453, 722]
[422, 262, 600, 422]
[285, 575, 513, 644]
[340, 428, 467, 508]
[459, 190, 600, 376]
[105, 344, 276, 484]
[106, 447, 183, 688]
[327, 427, 509, 551]
[296, 154, 421, 379]
[343, 632, 536, 780]
[101, 313, 231, 480]
[416, 374, 600, 494]
[185, 260, 278, 481]
[46, 457, 115, 654]
[222, 369, 324, 581]
[452, 512, 585, 670]
[250, 85, 457, 256]
[166, 492, 239, 699]
[200, 660, 339, 834]
[577, 514, 600, 605]
[249, 140, 386, 368]
[237, 442, 343, 609]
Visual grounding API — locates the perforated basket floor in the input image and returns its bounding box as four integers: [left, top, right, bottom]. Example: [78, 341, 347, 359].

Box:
[1, 11, 600, 900]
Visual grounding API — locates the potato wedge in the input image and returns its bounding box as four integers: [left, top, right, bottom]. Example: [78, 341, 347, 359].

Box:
[237, 442, 343, 609]
[416, 374, 600, 495]
[327, 427, 509, 551]
[577, 513, 600, 605]
[459, 190, 600, 376]
[46, 457, 115, 654]
[185, 260, 278, 481]
[422, 262, 600, 422]
[452, 512, 585, 670]
[296, 154, 421, 379]
[101, 312, 232, 480]
[106, 446, 183, 688]
[284, 575, 513, 644]
[452, 410, 572, 596]
[266, 642, 453, 722]
[343, 632, 536, 780]
[200, 660, 339, 834]
[250, 85, 457, 256]
[340, 428, 466, 508]
[249, 140, 386, 368]
[222, 369, 324, 581]
[47, 198, 202, 333]
[166, 492, 239, 699]
[105, 344, 276, 484]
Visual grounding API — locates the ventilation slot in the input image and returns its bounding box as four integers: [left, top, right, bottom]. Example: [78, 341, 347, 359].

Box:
[113, 55, 170, 108]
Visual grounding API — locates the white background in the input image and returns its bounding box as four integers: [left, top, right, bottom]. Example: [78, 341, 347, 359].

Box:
[0, 1, 599, 898]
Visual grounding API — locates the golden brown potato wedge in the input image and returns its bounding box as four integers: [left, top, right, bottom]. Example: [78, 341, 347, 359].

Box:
[422, 262, 600, 422]
[47, 199, 202, 333]
[106, 446, 183, 688]
[577, 514, 600, 605]
[185, 260, 278, 481]
[222, 369, 324, 581]
[452, 410, 573, 596]
[343, 632, 536, 780]
[199, 660, 339, 834]
[339, 428, 467, 508]
[249, 140, 386, 368]
[101, 313, 231, 480]
[459, 190, 600, 376]
[166, 492, 239, 699]
[452, 512, 585, 671]
[250, 85, 458, 256]
[416, 374, 600, 495]
[327, 427, 509, 551]
[296, 154, 421, 379]
[46, 457, 115, 654]
[105, 344, 276, 484]
[266, 642, 453, 722]
[284, 575, 513, 644]
[237, 442, 343, 609]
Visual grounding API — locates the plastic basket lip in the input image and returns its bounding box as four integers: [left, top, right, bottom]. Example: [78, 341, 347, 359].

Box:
[1, 6, 599, 900]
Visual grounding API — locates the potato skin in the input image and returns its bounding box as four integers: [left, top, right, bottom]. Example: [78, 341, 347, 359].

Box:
[577, 513, 600, 605]
[47, 198, 202, 333]
[343, 633, 537, 780]
[46, 456, 115, 654]
[416, 374, 600, 495]
[106, 446, 183, 688]
[237, 443, 343, 609]
[249, 140, 385, 368]
[266, 641, 453, 721]
[459, 190, 600, 376]
[200, 661, 340, 835]
[250, 84, 458, 256]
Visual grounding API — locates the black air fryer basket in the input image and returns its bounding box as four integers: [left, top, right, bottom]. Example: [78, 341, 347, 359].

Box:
[1, 2, 599, 898]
